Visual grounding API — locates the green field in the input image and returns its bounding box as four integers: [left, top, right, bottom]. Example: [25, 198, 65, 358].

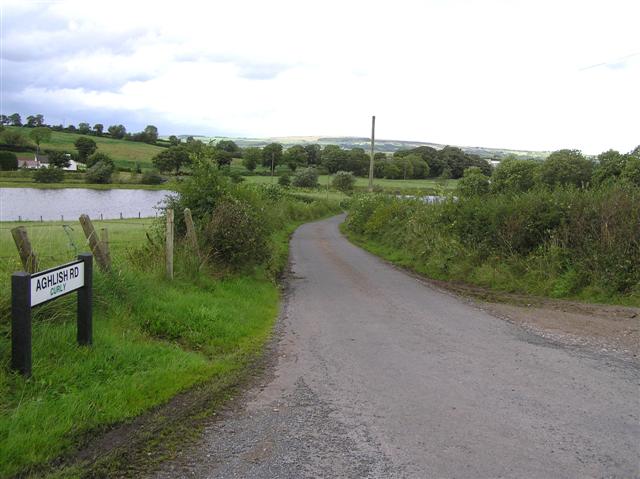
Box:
[0, 171, 176, 190]
[4, 127, 165, 170]
[242, 174, 457, 192]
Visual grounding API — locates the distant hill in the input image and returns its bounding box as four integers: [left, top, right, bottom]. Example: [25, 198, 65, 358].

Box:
[173, 135, 549, 160]
[4, 127, 165, 169]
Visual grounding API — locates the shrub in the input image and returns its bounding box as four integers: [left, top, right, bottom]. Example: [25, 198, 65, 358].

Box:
[621, 156, 640, 187]
[292, 167, 319, 187]
[0, 151, 18, 170]
[278, 174, 291, 187]
[539, 149, 593, 188]
[228, 171, 245, 183]
[86, 160, 114, 183]
[346, 183, 640, 301]
[259, 183, 286, 201]
[491, 157, 539, 194]
[86, 151, 114, 168]
[74, 136, 97, 162]
[141, 170, 164, 184]
[332, 171, 356, 193]
[456, 167, 490, 197]
[33, 167, 64, 183]
[203, 199, 270, 268]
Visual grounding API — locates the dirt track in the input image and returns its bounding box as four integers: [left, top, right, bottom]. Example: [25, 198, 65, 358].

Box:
[152, 215, 640, 478]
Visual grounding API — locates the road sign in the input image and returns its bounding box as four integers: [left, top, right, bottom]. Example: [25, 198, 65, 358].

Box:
[30, 260, 84, 307]
[11, 253, 93, 376]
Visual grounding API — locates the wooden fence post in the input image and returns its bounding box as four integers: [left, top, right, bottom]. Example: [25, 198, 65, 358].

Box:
[166, 209, 174, 280]
[11, 226, 38, 273]
[183, 208, 200, 259]
[79, 214, 110, 272]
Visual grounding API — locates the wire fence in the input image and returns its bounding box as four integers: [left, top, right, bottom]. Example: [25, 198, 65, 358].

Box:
[0, 218, 158, 283]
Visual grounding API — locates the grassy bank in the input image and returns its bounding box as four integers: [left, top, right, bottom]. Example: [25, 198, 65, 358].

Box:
[0, 170, 177, 191]
[343, 187, 640, 306]
[0, 180, 174, 191]
[0, 195, 340, 476]
[3, 127, 164, 170]
[242, 174, 457, 192]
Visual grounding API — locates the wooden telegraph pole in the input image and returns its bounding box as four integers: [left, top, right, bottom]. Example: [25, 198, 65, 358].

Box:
[368, 115, 376, 192]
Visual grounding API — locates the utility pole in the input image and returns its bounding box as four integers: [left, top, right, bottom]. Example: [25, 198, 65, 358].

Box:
[368, 115, 376, 192]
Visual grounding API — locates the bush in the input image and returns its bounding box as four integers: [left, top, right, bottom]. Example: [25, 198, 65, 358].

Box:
[86, 151, 114, 168]
[621, 156, 640, 187]
[278, 174, 291, 187]
[292, 167, 319, 187]
[203, 199, 270, 269]
[141, 170, 164, 184]
[491, 157, 539, 194]
[86, 160, 114, 183]
[539, 149, 593, 188]
[33, 167, 64, 183]
[332, 171, 356, 193]
[74, 136, 97, 162]
[346, 183, 640, 301]
[228, 170, 245, 183]
[0, 151, 18, 170]
[456, 167, 490, 197]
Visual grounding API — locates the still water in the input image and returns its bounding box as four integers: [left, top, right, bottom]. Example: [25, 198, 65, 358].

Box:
[0, 188, 174, 221]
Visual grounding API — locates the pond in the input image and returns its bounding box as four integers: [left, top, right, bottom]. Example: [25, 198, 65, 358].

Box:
[0, 188, 175, 221]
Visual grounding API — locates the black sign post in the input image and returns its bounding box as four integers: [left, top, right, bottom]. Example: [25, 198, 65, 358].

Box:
[11, 272, 31, 376]
[10, 253, 93, 377]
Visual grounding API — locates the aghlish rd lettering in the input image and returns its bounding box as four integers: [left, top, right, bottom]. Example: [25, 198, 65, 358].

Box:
[35, 266, 80, 297]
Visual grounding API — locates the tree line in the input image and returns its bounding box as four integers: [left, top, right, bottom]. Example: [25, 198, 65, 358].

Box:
[0, 113, 160, 145]
[456, 146, 640, 197]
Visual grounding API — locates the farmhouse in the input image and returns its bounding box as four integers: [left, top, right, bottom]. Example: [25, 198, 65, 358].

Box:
[17, 153, 79, 171]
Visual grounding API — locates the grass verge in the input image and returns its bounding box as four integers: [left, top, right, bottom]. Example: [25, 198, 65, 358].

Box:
[340, 222, 640, 308]
[0, 207, 340, 477]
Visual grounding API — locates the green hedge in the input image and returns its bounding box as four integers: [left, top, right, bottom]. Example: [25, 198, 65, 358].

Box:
[345, 184, 640, 304]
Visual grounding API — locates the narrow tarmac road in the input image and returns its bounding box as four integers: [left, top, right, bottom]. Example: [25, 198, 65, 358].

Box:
[154, 215, 639, 478]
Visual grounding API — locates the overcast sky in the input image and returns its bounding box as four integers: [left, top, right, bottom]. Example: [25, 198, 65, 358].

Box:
[1, 0, 638, 154]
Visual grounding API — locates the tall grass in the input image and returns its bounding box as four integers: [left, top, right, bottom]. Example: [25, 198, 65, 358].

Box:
[345, 184, 640, 305]
[0, 189, 341, 476]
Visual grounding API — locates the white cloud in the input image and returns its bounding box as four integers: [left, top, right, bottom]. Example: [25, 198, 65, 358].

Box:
[1, 0, 638, 153]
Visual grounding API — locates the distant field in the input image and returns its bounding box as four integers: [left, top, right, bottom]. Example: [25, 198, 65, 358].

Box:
[243, 174, 457, 191]
[4, 127, 165, 170]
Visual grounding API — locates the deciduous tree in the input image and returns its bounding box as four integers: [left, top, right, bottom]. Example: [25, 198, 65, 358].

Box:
[29, 127, 52, 153]
[152, 146, 191, 174]
[491, 157, 539, 194]
[283, 145, 307, 171]
[457, 167, 490, 197]
[74, 136, 98, 162]
[107, 124, 127, 139]
[242, 147, 261, 171]
[539, 149, 593, 188]
[262, 143, 283, 169]
[8, 113, 22, 126]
